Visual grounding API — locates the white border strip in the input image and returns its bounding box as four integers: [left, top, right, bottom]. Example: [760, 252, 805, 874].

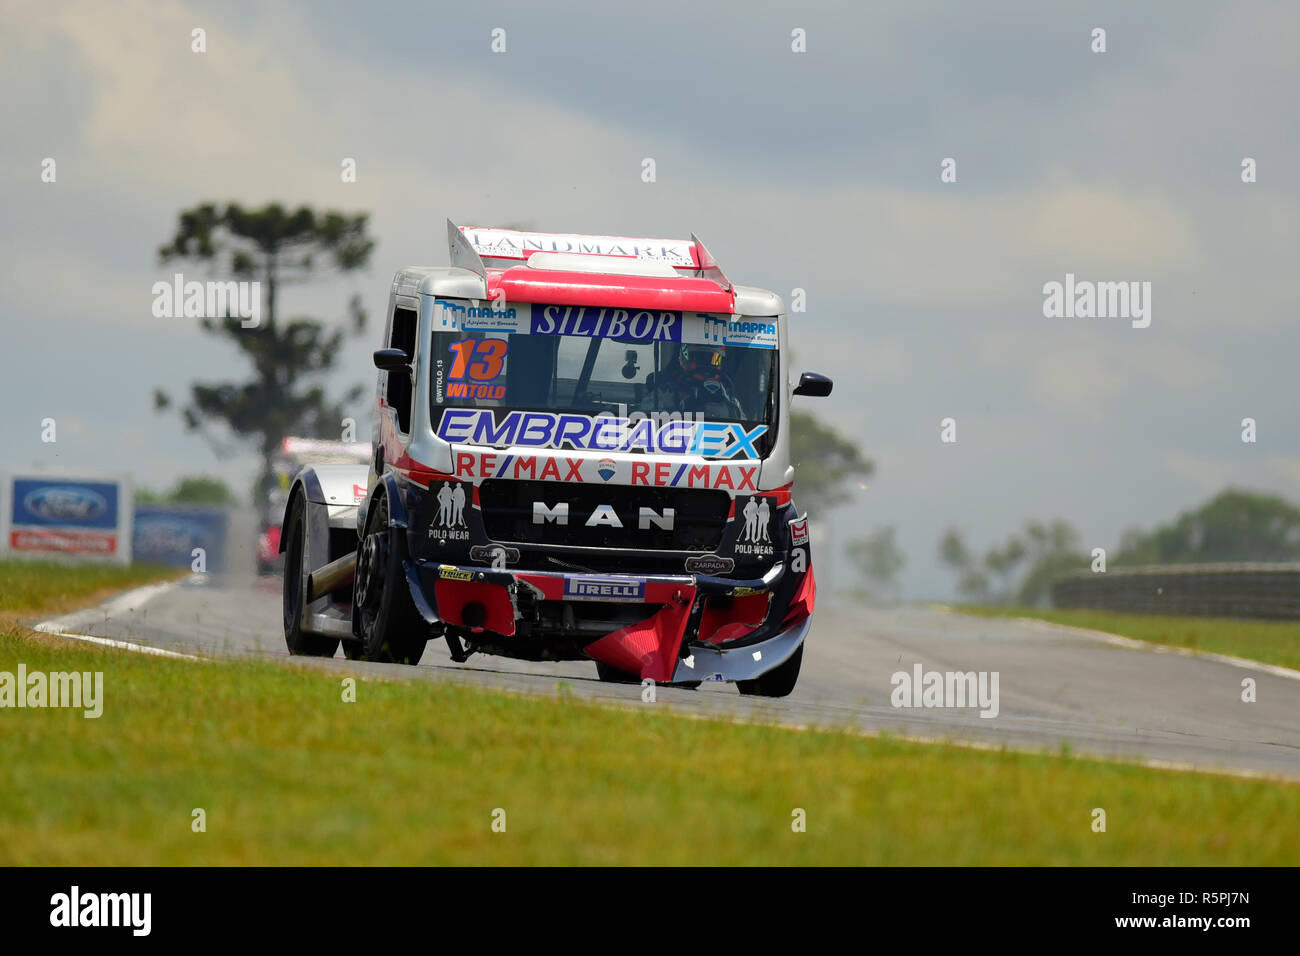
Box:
[31, 581, 201, 661]
[932, 605, 1300, 682]
[1008, 616, 1300, 682]
[30, 623, 200, 660]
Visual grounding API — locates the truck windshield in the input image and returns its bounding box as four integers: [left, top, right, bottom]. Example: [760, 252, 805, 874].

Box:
[428, 305, 778, 460]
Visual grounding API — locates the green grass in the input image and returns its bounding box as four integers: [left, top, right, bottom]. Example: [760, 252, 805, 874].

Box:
[2, 631, 1297, 865]
[957, 605, 1300, 672]
[2, 563, 1297, 865]
[0, 559, 183, 617]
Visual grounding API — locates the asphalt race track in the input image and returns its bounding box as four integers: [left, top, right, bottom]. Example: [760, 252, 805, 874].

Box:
[35, 572, 1300, 781]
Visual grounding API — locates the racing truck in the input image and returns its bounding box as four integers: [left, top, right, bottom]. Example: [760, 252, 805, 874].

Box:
[280, 222, 832, 696]
[255, 437, 370, 576]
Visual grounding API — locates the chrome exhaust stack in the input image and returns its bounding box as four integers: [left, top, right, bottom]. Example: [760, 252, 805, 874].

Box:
[307, 552, 356, 602]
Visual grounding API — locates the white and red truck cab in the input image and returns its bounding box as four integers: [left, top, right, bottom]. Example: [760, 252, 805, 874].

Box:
[280, 222, 832, 696]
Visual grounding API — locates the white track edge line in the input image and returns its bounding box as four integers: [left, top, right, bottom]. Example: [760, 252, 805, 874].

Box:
[934, 606, 1300, 682]
[30, 623, 202, 660]
[30, 580, 201, 661]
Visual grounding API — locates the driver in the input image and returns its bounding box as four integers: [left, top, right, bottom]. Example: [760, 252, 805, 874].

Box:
[655, 342, 745, 419]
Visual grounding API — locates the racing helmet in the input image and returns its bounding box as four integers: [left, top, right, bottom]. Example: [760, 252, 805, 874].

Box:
[678, 342, 725, 375]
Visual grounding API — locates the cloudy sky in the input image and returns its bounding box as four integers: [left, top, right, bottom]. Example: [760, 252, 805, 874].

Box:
[2, 0, 1297, 597]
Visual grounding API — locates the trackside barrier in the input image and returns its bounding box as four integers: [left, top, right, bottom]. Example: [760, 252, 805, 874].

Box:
[1052, 563, 1300, 620]
[132, 504, 230, 572]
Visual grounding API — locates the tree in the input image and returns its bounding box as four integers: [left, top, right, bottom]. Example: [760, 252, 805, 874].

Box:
[939, 520, 1084, 606]
[847, 526, 905, 601]
[983, 535, 1027, 603]
[788, 409, 873, 512]
[1116, 489, 1300, 565]
[937, 527, 991, 602]
[939, 527, 973, 569]
[152, 202, 374, 502]
[136, 476, 237, 506]
[1014, 520, 1085, 605]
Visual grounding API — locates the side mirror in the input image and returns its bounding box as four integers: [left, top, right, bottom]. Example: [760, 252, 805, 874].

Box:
[793, 371, 833, 397]
[373, 348, 411, 372]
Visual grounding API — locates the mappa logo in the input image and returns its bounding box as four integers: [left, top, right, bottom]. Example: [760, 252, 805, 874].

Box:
[50, 886, 151, 936]
[701, 314, 778, 347]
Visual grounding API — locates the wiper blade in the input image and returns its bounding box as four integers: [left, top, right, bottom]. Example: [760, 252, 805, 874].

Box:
[546, 555, 597, 573]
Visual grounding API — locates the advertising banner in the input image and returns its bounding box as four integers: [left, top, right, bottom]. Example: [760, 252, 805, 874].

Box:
[4, 473, 132, 564]
[132, 505, 230, 572]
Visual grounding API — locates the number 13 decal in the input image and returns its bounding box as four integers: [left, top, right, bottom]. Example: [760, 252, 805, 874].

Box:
[447, 337, 508, 381]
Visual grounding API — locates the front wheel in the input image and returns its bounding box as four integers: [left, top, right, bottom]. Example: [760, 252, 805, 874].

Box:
[737, 644, 803, 698]
[350, 492, 428, 665]
[282, 496, 341, 658]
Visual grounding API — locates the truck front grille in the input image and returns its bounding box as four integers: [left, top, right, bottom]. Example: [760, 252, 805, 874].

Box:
[478, 480, 728, 552]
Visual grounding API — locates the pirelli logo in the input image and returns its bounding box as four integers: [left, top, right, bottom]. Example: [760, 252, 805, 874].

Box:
[562, 576, 646, 602]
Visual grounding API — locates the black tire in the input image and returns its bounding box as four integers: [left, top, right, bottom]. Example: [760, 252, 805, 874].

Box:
[282, 496, 341, 658]
[594, 661, 698, 690]
[737, 644, 803, 698]
[594, 661, 639, 683]
[350, 492, 428, 665]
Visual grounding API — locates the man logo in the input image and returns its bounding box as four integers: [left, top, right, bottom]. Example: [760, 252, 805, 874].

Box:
[532, 502, 674, 530]
[597, 458, 616, 481]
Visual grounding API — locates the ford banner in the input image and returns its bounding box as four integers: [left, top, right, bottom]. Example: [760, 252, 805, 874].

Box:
[132, 505, 229, 572]
[3, 474, 132, 563]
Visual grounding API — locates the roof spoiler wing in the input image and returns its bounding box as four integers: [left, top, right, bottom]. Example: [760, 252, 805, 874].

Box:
[691, 233, 731, 292]
[449, 222, 731, 293]
[447, 219, 486, 279]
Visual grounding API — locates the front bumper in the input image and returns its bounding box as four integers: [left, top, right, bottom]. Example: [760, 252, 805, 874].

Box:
[403, 557, 802, 683]
[671, 615, 810, 684]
